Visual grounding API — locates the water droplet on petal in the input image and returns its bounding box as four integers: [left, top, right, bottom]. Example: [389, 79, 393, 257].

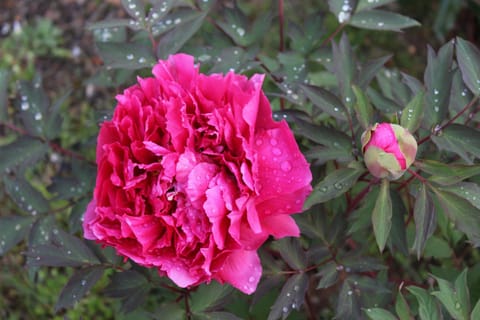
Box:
[270, 138, 278, 146]
[273, 148, 282, 156]
[281, 161, 292, 172]
[255, 139, 263, 146]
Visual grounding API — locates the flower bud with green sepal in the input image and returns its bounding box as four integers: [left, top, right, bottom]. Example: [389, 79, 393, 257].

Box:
[361, 123, 417, 180]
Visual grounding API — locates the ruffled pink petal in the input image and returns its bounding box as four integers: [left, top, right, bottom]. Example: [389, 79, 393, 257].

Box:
[82, 200, 97, 240]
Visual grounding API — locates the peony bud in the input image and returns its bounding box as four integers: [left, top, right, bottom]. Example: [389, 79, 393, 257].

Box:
[361, 123, 417, 180]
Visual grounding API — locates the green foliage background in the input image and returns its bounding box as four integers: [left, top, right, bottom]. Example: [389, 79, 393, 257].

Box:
[2, 0, 480, 319]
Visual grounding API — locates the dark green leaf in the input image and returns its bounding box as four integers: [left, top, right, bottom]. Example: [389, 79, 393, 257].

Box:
[0, 69, 9, 121]
[299, 84, 348, 121]
[332, 33, 355, 110]
[104, 270, 149, 298]
[395, 290, 412, 320]
[336, 281, 362, 320]
[18, 78, 49, 136]
[4, 175, 49, 215]
[157, 11, 207, 58]
[69, 198, 89, 233]
[389, 191, 408, 255]
[272, 238, 307, 270]
[400, 91, 425, 133]
[44, 90, 70, 140]
[104, 269, 150, 313]
[217, 7, 272, 47]
[367, 87, 402, 113]
[26, 229, 100, 267]
[407, 286, 441, 320]
[190, 282, 233, 313]
[372, 179, 392, 252]
[28, 215, 57, 247]
[316, 261, 339, 289]
[349, 10, 420, 31]
[55, 266, 105, 311]
[352, 85, 373, 129]
[364, 308, 397, 320]
[0, 137, 48, 173]
[456, 37, 480, 96]
[432, 270, 470, 320]
[0, 215, 35, 256]
[343, 256, 387, 273]
[121, 0, 145, 20]
[97, 40, 155, 69]
[412, 183, 437, 258]
[304, 165, 364, 208]
[423, 43, 454, 127]
[268, 273, 308, 320]
[356, 0, 395, 11]
[449, 69, 473, 120]
[439, 182, 480, 210]
[356, 55, 392, 89]
[472, 298, 480, 320]
[431, 124, 480, 163]
[432, 187, 480, 246]
[424, 236, 453, 259]
[197, 312, 242, 320]
[415, 159, 480, 185]
[155, 303, 185, 320]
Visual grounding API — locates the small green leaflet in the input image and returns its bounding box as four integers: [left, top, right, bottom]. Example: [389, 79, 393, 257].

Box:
[268, 273, 308, 320]
[364, 307, 397, 320]
[431, 269, 470, 320]
[349, 10, 420, 32]
[406, 286, 441, 320]
[456, 37, 480, 96]
[412, 183, 437, 258]
[400, 91, 425, 133]
[0, 215, 35, 256]
[372, 179, 392, 252]
[190, 282, 233, 313]
[304, 165, 364, 209]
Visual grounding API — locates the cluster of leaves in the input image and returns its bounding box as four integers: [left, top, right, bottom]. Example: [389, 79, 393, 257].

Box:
[0, 18, 70, 81]
[2, 0, 480, 319]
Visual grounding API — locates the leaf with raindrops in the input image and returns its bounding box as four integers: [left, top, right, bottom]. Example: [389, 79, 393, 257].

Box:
[26, 229, 100, 267]
[348, 10, 420, 31]
[431, 269, 470, 320]
[0, 215, 35, 256]
[17, 77, 49, 137]
[355, 0, 395, 12]
[423, 42, 454, 128]
[432, 187, 480, 247]
[156, 11, 207, 59]
[304, 164, 364, 209]
[55, 266, 105, 312]
[96, 40, 156, 70]
[4, 174, 49, 215]
[456, 37, 480, 96]
[400, 90, 425, 133]
[0, 137, 48, 173]
[431, 124, 480, 164]
[267, 273, 308, 320]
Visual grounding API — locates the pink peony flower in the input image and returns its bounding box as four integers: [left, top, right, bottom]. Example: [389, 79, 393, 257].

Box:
[83, 54, 312, 294]
[361, 123, 417, 180]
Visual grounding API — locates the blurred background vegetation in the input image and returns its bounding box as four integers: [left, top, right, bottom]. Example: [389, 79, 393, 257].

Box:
[1, 0, 480, 319]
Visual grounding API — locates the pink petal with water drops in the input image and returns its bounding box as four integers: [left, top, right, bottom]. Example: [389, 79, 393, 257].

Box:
[216, 250, 262, 294]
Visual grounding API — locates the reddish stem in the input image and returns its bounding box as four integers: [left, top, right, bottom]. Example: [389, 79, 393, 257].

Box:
[1, 121, 95, 166]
